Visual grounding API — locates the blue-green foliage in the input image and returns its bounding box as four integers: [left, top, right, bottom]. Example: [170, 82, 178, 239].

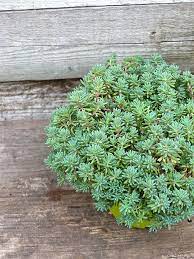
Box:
[46, 54, 194, 230]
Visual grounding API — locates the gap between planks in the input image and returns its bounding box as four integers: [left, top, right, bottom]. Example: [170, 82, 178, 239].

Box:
[0, 0, 193, 12]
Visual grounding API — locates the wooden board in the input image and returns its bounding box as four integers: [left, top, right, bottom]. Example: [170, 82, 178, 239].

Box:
[0, 80, 194, 258]
[0, 41, 194, 82]
[0, 79, 79, 120]
[0, 2, 194, 81]
[0, 0, 193, 11]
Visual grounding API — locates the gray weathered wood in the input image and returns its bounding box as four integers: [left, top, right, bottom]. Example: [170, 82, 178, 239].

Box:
[0, 3, 194, 46]
[2, 4, 193, 47]
[0, 2, 193, 81]
[0, 0, 193, 11]
[0, 79, 79, 120]
[0, 42, 194, 82]
[0, 118, 194, 258]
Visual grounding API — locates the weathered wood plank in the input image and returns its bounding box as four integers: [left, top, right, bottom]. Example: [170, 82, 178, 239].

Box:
[0, 3, 193, 81]
[0, 41, 194, 82]
[0, 0, 192, 11]
[0, 79, 79, 120]
[1, 4, 193, 47]
[0, 119, 194, 259]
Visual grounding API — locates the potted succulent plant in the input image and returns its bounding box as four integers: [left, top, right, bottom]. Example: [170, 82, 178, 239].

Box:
[45, 54, 194, 231]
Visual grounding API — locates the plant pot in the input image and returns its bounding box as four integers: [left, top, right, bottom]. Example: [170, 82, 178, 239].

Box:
[110, 204, 154, 229]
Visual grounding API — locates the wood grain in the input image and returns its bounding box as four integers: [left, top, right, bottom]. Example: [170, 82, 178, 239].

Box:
[0, 42, 194, 82]
[0, 2, 193, 81]
[0, 0, 193, 11]
[2, 4, 193, 47]
[0, 79, 79, 120]
[0, 119, 194, 259]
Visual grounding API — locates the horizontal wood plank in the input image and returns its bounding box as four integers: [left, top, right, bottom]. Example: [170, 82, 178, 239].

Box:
[0, 3, 193, 81]
[0, 119, 194, 258]
[0, 79, 79, 120]
[0, 0, 192, 11]
[0, 42, 194, 82]
[1, 4, 193, 47]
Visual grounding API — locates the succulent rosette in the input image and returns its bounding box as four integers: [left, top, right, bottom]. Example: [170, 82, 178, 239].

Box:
[46, 55, 194, 231]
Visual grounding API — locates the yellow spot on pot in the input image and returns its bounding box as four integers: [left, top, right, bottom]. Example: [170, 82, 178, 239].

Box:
[109, 203, 121, 218]
[109, 203, 153, 229]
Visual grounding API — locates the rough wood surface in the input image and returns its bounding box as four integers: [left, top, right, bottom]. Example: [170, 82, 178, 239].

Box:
[0, 41, 194, 82]
[0, 79, 79, 120]
[0, 0, 192, 11]
[0, 81, 194, 258]
[0, 2, 193, 81]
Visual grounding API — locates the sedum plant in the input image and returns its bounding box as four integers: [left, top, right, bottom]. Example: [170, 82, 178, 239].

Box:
[45, 55, 194, 231]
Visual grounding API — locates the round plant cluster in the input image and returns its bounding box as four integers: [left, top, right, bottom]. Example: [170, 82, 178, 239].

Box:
[46, 55, 194, 230]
